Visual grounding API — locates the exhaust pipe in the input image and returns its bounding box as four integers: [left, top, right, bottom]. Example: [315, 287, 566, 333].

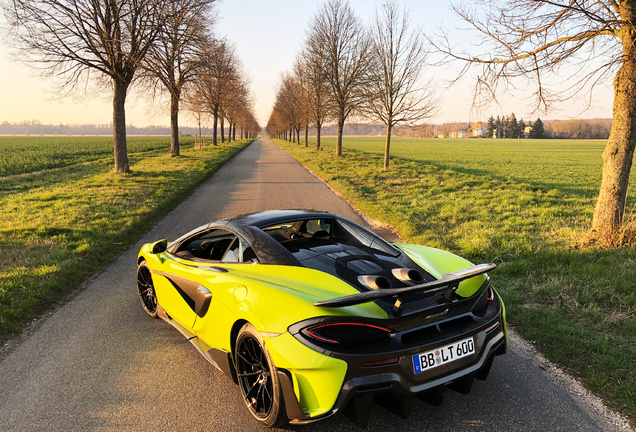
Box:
[358, 275, 392, 290]
[392, 268, 425, 284]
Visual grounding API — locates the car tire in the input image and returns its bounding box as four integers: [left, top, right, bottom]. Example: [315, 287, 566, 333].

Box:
[235, 323, 287, 427]
[137, 261, 158, 318]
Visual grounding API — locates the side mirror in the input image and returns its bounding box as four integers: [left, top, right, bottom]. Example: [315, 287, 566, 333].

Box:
[151, 239, 168, 254]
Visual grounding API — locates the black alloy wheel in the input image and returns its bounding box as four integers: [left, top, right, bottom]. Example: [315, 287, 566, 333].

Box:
[137, 261, 158, 317]
[235, 323, 286, 427]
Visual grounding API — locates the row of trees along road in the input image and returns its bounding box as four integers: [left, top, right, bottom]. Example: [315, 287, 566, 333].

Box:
[267, 0, 439, 171]
[3, 0, 259, 173]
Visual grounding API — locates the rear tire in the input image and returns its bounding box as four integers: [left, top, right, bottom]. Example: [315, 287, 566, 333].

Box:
[137, 261, 158, 318]
[235, 323, 287, 427]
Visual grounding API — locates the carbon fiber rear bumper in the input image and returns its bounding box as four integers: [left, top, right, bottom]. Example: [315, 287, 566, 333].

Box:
[280, 298, 506, 425]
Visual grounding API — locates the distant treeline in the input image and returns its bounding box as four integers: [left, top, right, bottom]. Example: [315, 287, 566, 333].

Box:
[393, 118, 612, 139]
[0, 121, 216, 136]
[544, 118, 612, 139]
[3, 118, 612, 139]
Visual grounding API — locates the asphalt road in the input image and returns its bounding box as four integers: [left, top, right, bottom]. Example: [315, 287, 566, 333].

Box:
[0, 139, 610, 431]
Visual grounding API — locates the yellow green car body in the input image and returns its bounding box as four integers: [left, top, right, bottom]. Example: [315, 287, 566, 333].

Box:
[136, 210, 506, 427]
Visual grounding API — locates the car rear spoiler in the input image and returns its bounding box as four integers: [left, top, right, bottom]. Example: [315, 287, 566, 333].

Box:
[314, 263, 496, 314]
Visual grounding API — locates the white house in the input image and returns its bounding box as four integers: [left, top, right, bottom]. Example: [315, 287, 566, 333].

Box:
[472, 126, 487, 137]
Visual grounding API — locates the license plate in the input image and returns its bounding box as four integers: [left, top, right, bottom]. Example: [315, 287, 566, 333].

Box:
[412, 337, 475, 374]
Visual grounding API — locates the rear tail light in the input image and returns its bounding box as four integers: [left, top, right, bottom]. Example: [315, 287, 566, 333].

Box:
[303, 322, 392, 345]
[472, 284, 495, 313]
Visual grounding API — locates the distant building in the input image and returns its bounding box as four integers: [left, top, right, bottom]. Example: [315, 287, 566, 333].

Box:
[472, 126, 487, 137]
[523, 126, 532, 138]
[449, 131, 468, 138]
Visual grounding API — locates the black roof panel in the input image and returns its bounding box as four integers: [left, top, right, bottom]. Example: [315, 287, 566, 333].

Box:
[221, 209, 334, 229]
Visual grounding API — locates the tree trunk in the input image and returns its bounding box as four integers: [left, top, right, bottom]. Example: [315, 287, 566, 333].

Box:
[305, 123, 308, 147]
[170, 90, 180, 156]
[335, 116, 345, 157]
[384, 122, 392, 171]
[591, 26, 636, 242]
[233, 123, 236, 141]
[112, 79, 130, 173]
[212, 108, 218, 146]
[221, 118, 225, 143]
[227, 122, 232, 143]
[316, 122, 322, 151]
[197, 115, 202, 147]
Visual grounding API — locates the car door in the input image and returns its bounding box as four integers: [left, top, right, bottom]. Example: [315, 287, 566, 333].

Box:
[192, 235, 252, 353]
[152, 260, 209, 333]
[157, 228, 238, 333]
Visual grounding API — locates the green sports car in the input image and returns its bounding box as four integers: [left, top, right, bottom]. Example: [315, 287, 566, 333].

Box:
[136, 210, 506, 427]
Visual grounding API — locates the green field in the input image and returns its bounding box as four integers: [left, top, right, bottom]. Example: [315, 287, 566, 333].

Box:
[0, 136, 174, 176]
[340, 137, 611, 198]
[0, 136, 251, 343]
[278, 137, 636, 425]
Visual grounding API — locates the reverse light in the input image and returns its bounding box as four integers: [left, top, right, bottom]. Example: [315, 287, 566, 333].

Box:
[304, 322, 392, 345]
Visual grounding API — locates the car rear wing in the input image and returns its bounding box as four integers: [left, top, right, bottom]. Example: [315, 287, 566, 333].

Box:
[314, 263, 496, 315]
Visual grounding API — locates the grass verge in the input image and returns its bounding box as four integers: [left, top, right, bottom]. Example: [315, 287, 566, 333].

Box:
[277, 137, 635, 426]
[0, 138, 252, 343]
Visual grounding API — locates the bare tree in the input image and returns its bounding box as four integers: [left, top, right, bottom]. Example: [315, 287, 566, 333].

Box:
[224, 76, 252, 143]
[141, 0, 215, 156]
[193, 38, 239, 145]
[187, 40, 254, 145]
[4, 0, 167, 173]
[290, 73, 310, 145]
[306, 0, 368, 157]
[190, 108, 207, 147]
[290, 65, 312, 147]
[436, 0, 636, 242]
[296, 48, 330, 150]
[183, 73, 211, 146]
[240, 108, 260, 139]
[361, 0, 438, 170]
[266, 110, 286, 139]
[273, 73, 303, 143]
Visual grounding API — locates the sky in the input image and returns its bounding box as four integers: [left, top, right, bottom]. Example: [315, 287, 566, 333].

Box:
[0, 0, 614, 129]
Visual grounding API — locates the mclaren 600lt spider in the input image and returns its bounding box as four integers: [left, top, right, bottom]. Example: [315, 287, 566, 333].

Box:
[136, 210, 506, 427]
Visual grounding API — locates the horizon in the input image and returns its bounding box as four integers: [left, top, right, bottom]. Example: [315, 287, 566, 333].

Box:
[0, 116, 614, 131]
